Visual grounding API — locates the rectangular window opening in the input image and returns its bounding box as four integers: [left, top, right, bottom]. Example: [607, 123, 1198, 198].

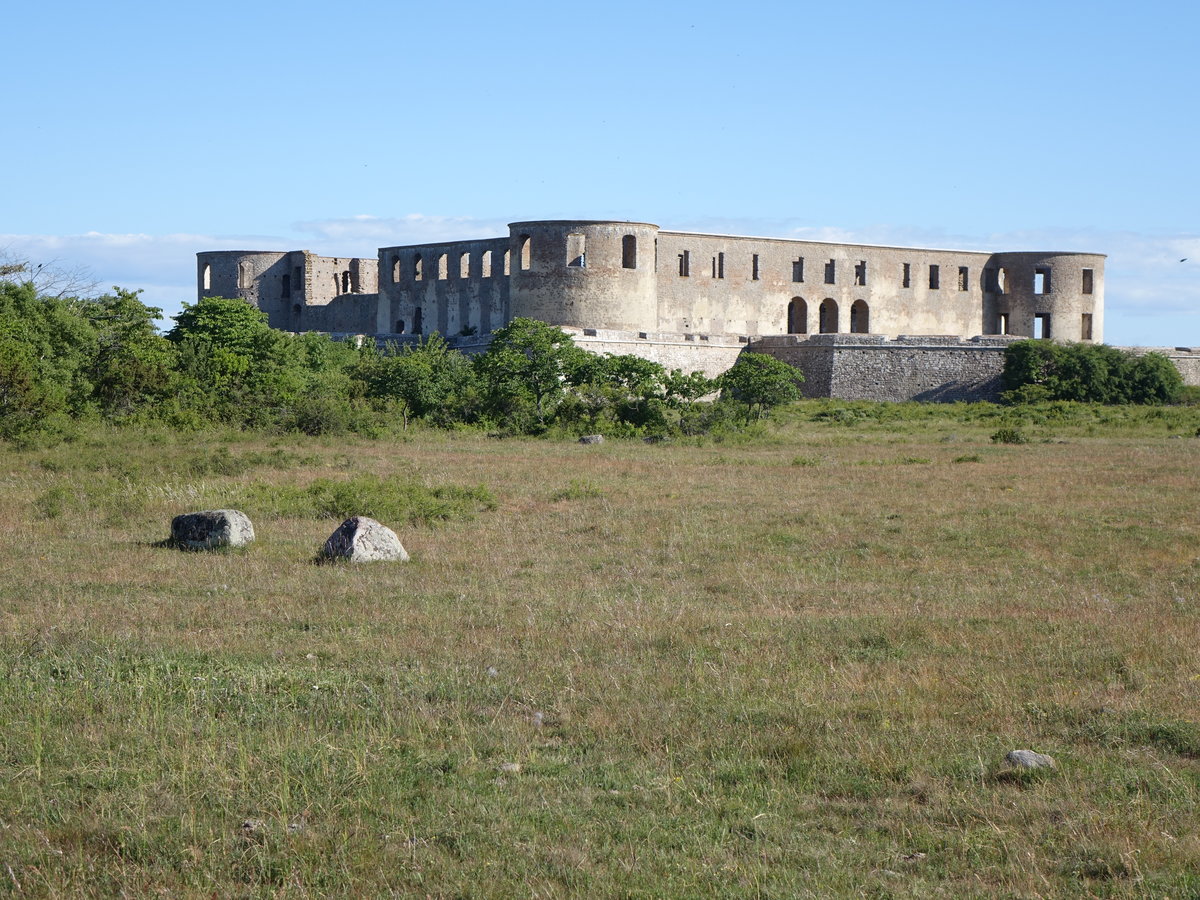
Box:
[1034, 313, 1051, 339]
[437, 253, 448, 280]
[678, 250, 690, 277]
[928, 264, 940, 290]
[622, 235, 637, 269]
[566, 233, 586, 268]
[792, 257, 804, 283]
[1034, 267, 1051, 294]
[481, 249, 493, 278]
[958, 266, 969, 291]
[711, 252, 724, 279]
[1082, 268, 1094, 294]
[459, 251, 470, 279]
[752, 254, 760, 281]
[854, 260, 866, 286]
[824, 259, 835, 285]
[902, 262, 911, 288]
[1081, 313, 1093, 341]
[997, 312, 1009, 335]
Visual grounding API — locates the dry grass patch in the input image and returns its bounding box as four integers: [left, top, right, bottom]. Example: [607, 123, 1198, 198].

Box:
[1, 407, 1199, 895]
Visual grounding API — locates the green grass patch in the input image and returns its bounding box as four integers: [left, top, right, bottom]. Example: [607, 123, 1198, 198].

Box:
[231, 474, 496, 525]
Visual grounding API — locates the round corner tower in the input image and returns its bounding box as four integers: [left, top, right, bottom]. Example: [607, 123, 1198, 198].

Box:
[196, 250, 295, 324]
[990, 251, 1105, 342]
[507, 221, 660, 332]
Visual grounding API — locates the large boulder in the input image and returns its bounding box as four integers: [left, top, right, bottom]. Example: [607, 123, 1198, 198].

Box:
[171, 509, 255, 550]
[320, 516, 409, 563]
[1005, 749, 1056, 770]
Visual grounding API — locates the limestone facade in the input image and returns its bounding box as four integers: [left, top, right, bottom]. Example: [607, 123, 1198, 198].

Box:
[198, 220, 1106, 345]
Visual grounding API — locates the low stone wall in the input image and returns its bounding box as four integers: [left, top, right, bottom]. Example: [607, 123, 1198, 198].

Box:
[749, 334, 1021, 402]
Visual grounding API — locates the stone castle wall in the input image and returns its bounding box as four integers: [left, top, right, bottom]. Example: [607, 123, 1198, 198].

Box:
[195, 219, 1146, 401]
[749, 334, 1018, 402]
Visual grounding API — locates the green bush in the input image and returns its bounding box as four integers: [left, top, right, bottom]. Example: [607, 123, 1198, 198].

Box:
[991, 427, 1030, 444]
[1002, 340, 1183, 405]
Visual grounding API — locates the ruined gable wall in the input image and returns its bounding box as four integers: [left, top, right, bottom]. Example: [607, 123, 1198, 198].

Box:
[379, 238, 511, 336]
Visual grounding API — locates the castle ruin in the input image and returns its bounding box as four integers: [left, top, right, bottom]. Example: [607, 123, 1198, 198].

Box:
[197, 220, 1132, 401]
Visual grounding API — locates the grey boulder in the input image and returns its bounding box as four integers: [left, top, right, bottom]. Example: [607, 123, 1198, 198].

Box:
[1005, 749, 1056, 770]
[171, 509, 255, 550]
[321, 516, 409, 562]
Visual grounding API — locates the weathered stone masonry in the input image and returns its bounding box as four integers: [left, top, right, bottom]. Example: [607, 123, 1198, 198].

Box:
[195, 219, 1200, 402]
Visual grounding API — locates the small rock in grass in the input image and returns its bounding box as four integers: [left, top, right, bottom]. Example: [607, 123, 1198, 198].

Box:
[485, 666, 499, 678]
[578, 434, 604, 445]
[320, 516, 408, 563]
[498, 762, 521, 774]
[171, 509, 255, 550]
[1005, 749, 1056, 770]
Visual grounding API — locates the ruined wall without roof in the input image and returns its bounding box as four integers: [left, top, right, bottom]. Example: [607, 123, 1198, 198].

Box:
[654, 233, 996, 339]
[197, 250, 381, 333]
[378, 237, 511, 337]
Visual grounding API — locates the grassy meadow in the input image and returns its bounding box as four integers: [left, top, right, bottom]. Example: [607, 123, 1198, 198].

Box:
[1, 400, 1199, 897]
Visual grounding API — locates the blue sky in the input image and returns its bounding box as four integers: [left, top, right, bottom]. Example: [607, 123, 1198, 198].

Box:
[3, 0, 1197, 345]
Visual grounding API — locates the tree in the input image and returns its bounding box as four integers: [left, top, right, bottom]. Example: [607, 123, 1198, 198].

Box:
[474, 318, 588, 430]
[167, 296, 305, 425]
[719, 352, 804, 422]
[0, 277, 98, 424]
[80, 288, 174, 417]
[168, 296, 273, 353]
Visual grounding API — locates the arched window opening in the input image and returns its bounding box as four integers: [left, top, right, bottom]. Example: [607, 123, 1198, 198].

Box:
[202, 263, 211, 290]
[622, 234, 637, 269]
[850, 300, 869, 334]
[237, 262, 249, 290]
[787, 297, 808, 334]
[342, 271, 352, 294]
[392, 255, 401, 283]
[414, 254, 424, 281]
[503, 249, 511, 276]
[437, 254, 448, 280]
[481, 250, 493, 278]
[819, 298, 839, 334]
[412, 307, 423, 334]
[292, 303, 301, 318]
[395, 319, 406, 334]
[519, 235, 531, 271]
[459, 252, 470, 279]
